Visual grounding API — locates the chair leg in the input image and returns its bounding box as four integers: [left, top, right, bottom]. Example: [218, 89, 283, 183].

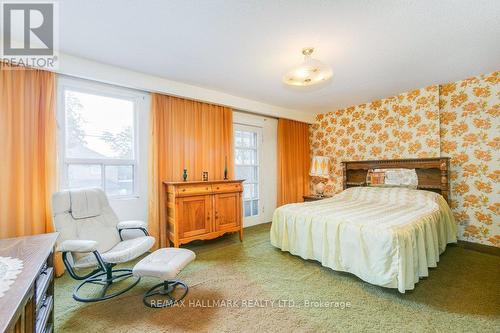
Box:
[143, 280, 189, 308]
[73, 268, 141, 302]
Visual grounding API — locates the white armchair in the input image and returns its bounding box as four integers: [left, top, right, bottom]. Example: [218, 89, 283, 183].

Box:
[58, 240, 98, 253]
[52, 188, 155, 302]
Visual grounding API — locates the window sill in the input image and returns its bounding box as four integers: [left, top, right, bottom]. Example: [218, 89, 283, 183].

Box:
[108, 195, 141, 201]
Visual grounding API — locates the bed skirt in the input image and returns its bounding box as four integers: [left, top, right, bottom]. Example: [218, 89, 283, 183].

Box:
[270, 195, 457, 293]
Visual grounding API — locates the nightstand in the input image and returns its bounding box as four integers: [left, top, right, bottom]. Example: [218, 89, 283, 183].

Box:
[303, 195, 332, 202]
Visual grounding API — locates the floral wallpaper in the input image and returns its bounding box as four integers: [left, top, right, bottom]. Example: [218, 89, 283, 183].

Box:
[439, 71, 499, 247]
[310, 71, 499, 247]
[310, 85, 440, 194]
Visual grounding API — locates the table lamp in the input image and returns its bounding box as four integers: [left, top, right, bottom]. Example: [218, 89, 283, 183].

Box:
[309, 156, 330, 196]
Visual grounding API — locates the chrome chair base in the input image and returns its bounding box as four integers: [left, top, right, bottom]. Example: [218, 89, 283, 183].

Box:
[142, 280, 189, 308]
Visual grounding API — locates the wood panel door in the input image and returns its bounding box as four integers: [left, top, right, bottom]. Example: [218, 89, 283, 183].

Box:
[214, 193, 240, 231]
[178, 195, 212, 238]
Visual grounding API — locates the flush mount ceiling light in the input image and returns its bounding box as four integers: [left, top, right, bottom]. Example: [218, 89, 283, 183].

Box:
[283, 48, 333, 87]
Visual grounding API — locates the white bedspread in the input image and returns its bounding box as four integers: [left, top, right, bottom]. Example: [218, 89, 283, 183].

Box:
[270, 187, 457, 292]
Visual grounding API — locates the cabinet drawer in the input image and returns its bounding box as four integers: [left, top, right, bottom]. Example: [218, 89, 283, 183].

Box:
[212, 183, 242, 193]
[176, 184, 212, 196]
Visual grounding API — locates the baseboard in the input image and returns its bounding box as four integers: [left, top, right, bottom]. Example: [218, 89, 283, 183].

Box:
[456, 240, 500, 256]
[243, 220, 271, 228]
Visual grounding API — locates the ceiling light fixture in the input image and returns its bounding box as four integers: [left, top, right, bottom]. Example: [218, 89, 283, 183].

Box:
[283, 47, 332, 87]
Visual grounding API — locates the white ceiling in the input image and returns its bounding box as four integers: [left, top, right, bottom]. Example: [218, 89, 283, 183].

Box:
[58, 0, 500, 114]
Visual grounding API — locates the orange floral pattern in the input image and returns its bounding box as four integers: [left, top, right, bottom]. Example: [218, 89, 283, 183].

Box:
[310, 71, 499, 247]
[310, 85, 440, 194]
[439, 71, 499, 247]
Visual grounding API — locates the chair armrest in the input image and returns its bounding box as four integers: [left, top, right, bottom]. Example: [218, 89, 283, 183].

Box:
[58, 240, 98, 253]
[117, 220, 147, 230]
[117, 220, 149, 239]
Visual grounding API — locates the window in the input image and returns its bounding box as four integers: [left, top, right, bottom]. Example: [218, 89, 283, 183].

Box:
[59, 80, 142, 197]
[234, 125, 261, 218]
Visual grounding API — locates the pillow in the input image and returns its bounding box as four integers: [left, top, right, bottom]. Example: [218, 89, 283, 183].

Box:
[341, 186, 439, 206]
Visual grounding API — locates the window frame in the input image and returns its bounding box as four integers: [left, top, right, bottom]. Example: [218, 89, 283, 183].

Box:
[234, 123, 263, 219]
[57, 76, 144, 199]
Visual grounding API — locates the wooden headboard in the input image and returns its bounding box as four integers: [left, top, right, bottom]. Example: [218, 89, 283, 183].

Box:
[341, 157, 450, 203]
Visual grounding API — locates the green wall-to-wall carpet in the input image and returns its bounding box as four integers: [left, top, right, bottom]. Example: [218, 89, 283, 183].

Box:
[55, 223, 500, 332]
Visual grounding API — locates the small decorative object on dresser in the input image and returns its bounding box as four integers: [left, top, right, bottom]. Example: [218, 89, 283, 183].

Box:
[0, 257, 23, 298]
[224, 156, 228, 180]
[183, 169, 188, 181]
[309, 156, 330, 196]
[303, 195, 332, 202]
[202, 171, 209, 181]
[164, 180, 244, 247]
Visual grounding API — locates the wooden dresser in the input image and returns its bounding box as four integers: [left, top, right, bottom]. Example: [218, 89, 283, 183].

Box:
[164, 180, 244, 247]
[0, 233, 58, 333]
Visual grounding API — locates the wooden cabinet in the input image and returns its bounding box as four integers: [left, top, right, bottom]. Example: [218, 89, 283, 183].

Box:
[164, 180, 244, 247]
[214, 193, 240, 231]
[0, 233, 58, 333]
[178, 195, 212, 239]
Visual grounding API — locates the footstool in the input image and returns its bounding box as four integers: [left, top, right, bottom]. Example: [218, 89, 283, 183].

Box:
[133, 248, 196, 308]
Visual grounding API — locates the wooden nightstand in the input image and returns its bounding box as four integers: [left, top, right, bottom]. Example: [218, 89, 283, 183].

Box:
[303, 195, 332, 202]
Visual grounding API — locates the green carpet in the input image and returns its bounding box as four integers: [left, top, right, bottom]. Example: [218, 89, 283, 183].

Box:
[55, 223, 500, 332]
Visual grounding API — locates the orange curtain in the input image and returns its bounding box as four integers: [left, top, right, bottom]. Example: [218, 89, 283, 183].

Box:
[277, 118, 311, 206]
[0, 63, 63, 275]
[148, 94, 234, 248]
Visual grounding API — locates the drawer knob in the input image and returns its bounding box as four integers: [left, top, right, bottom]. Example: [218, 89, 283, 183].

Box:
[182, 188, 186, 192]
[216, 187, 220, 190]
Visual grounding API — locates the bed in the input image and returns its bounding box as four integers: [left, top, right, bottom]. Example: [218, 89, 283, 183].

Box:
[270, 158, 457, 293]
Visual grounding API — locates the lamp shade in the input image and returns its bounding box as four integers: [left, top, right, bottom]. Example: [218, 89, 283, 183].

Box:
[283, 48, 333, 87]
[309, 156, 330, 178]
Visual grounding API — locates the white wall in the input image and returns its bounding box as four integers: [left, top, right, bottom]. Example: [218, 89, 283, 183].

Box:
[55, 53, 314, 124]
[233, 111, 278, 227]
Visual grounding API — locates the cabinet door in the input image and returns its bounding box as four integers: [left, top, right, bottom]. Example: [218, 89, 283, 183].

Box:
[178, 195, 212, 238]
[214, 192, 240, 231]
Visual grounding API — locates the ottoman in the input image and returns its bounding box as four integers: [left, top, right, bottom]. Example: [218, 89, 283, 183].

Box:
[133, 248, 196, 308]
